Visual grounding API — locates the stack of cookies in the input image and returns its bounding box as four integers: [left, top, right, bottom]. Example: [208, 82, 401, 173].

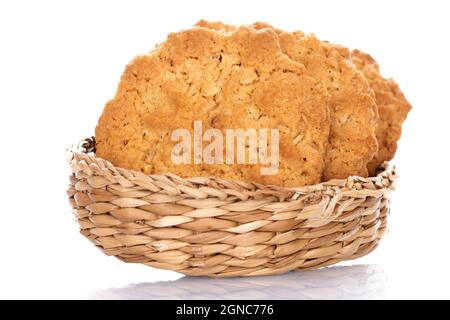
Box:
[95, 21, 411, 187]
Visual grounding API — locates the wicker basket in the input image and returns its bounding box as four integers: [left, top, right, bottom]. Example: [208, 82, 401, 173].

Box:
[67, 137, 396, 277]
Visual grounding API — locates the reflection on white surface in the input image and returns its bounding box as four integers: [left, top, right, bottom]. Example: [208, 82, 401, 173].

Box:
[90, 264, 386, 300]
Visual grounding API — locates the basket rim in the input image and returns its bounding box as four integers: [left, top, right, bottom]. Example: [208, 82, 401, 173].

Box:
[67, 137, 397, 199]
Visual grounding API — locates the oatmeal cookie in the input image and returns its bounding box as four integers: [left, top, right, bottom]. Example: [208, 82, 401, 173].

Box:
[95, 25, 331, 186]
[351, 49, 412, 175]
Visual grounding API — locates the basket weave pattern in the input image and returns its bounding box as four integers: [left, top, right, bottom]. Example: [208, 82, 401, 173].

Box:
[67, 138, 396, 277]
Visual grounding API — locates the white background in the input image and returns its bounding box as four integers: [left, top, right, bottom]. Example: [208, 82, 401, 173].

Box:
[1, 0, 449, 299]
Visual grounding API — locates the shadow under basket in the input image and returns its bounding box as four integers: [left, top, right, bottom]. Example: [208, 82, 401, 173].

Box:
[67, 137, 397, 277]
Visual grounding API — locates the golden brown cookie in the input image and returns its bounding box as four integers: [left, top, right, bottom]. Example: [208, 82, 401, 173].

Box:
[96, 26, 331, 186]
[351, 49, 412, 175]
[196, 20, 379, 180]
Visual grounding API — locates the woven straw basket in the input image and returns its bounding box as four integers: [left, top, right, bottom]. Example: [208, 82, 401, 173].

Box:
[67, 137, 396, 277]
